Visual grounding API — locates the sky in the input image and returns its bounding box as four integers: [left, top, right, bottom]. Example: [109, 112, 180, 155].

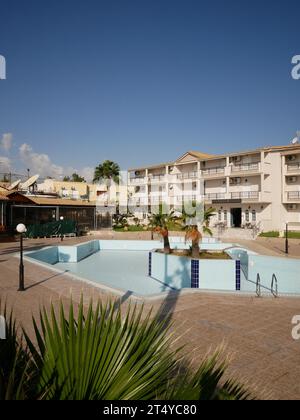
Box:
[0, 0, 299, 180]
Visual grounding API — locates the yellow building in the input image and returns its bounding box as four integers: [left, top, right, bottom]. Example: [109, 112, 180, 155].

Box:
[37, 179, 108, 202]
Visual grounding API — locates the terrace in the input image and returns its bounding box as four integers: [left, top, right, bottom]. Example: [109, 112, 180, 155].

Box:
[1, 235, 300, 400]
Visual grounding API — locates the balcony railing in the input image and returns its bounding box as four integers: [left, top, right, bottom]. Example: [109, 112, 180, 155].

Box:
[231, 163, 260, 173]
[287, 163, 300, 172]
[287, 191, 300, 200]
[204, 193, 226, 200]
[176, 195, 197, 203]
[148, 174, 165, 182]
[176, 171, 199, 180]
[129, 176, 146, 184]
[202, 167, 225, 176]
[128, 198, 148, 206]
[231, 191, 259, 200]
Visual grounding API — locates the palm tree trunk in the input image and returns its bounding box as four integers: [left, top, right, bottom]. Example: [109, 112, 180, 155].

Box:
[191, 239, 200, 259]
[163, 232, 171, 254]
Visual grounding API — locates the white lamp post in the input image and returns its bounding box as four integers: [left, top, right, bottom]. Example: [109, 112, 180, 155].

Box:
[60, 216, 64, 241]
[16, 223, 27, 291]
[285, 221, 289, 254]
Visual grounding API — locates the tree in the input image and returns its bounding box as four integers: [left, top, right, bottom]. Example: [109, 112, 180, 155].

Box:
[63, 173, 85, 182]
[184, 207, 216, 258]
[149, 210, 180, 254]
[93, 160, 120, 184]
[185, 225, 202, 258]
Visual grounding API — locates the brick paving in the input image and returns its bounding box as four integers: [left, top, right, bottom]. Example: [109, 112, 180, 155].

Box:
[0, 234, 300, 400]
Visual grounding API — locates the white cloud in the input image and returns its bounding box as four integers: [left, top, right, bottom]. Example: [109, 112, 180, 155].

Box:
[0, 156, 12, 172]
[1, 133, 13, 152]
[80, 167, 94, 182]
[18, 143, 95, 182]
[19, 143, 64, 179]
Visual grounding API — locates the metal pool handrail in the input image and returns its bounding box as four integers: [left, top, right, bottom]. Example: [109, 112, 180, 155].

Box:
[245, 273, 278, 297]
[271, 274, 278, 298]
[256, 273, 261, 297]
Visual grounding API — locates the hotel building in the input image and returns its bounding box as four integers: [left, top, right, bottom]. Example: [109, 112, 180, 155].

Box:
[128, 144, 300, 233]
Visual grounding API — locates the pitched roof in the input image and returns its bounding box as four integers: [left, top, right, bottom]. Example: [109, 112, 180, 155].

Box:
[26, 196, 96, 206]
[185, 151, 215, 159]
[0, 194, 9, 201]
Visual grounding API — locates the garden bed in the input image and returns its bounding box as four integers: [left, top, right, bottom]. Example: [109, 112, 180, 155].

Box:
[156, 249, 231, 260]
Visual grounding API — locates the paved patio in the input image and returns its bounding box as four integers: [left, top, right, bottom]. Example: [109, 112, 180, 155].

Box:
[0, 234, 300, 400]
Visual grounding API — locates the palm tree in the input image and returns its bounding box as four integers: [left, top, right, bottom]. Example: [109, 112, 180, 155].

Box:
[184, 207, 215, 258]
[185, 225, 202, 258]
[0, 299, 252, 400]
[149, 210, 180, 254]
[93, 160, 120, 184]
[202, 207, 215, 237]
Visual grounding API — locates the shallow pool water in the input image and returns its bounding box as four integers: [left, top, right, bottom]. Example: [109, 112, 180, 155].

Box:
[55, 250, 176, 295]
[25, 239, 300, 297]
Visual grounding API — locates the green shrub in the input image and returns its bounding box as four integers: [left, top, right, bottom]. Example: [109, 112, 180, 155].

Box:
[259, 231, 280, 238]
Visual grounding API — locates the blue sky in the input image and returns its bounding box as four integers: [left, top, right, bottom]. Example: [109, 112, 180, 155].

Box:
[0, 0, 299, 179]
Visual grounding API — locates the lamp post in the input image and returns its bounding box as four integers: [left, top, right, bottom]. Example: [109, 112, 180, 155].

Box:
[285, 222, 289, 255]
[16, 223, 27, 291]
[60, 216, 64, 242]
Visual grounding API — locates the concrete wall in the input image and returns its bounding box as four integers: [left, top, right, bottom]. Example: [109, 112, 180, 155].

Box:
[150, 251, 238, 291]
[27, 246, 58, 264]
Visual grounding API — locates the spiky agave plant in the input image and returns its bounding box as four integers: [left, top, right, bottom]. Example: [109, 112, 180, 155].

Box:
[0, 302, 35, 400]
[24, 299, 179, 400]
[1, 299, 254, 400]
[162, 349, 252, 400]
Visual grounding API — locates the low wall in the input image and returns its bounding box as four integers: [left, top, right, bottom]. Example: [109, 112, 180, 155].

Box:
[150, 251, 239, 292]
[27, 246, 59, 265]
[59, 240, 100, 262]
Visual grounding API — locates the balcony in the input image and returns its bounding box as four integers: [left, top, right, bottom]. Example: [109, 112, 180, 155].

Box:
[129, 176, 146, 184]
[230, 191, 259, 201]
[287, 191, 300, 201]
[287, 163, 300, 172]
[148, 174, 166, 183]
[231, 162, 260, 174]
[176, 171, 199, 180]
[128, 198, 148, 207]
[175, 195, 197, 203]
[201, 167, 225, 177]
[204, 193, 226, 201]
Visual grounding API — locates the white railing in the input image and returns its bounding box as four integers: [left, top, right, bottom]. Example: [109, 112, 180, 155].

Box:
[231, 162, 260, 173]
[204, 193, 226, 200]
[287, 191, 300, 200]
[287, 163, 300, 172]
[231, 191, 259, 200]
[176, 171, 199, 180]
[202, 167, 225, 176]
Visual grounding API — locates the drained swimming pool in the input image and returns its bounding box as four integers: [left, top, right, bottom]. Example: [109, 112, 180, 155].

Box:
[24, 239, 300, 297]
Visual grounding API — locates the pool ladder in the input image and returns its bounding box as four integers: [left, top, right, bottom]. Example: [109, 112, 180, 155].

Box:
[256, 273, 278, 298]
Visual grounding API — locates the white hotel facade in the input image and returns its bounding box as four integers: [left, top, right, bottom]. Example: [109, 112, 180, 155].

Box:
[126, 144, 300, 233]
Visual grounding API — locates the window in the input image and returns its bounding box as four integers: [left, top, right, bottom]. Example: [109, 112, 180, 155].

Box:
[224, 210, 227, 224]
[245, 209, 250, 222]
[252, 210, 256, 222]
[218, 210, 222, 221]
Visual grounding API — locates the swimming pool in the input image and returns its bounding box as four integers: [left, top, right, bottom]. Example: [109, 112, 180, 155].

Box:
[24, 239, 300, 297]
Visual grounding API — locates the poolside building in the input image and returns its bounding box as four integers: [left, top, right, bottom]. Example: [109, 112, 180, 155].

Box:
[128, 144, 300, 234]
